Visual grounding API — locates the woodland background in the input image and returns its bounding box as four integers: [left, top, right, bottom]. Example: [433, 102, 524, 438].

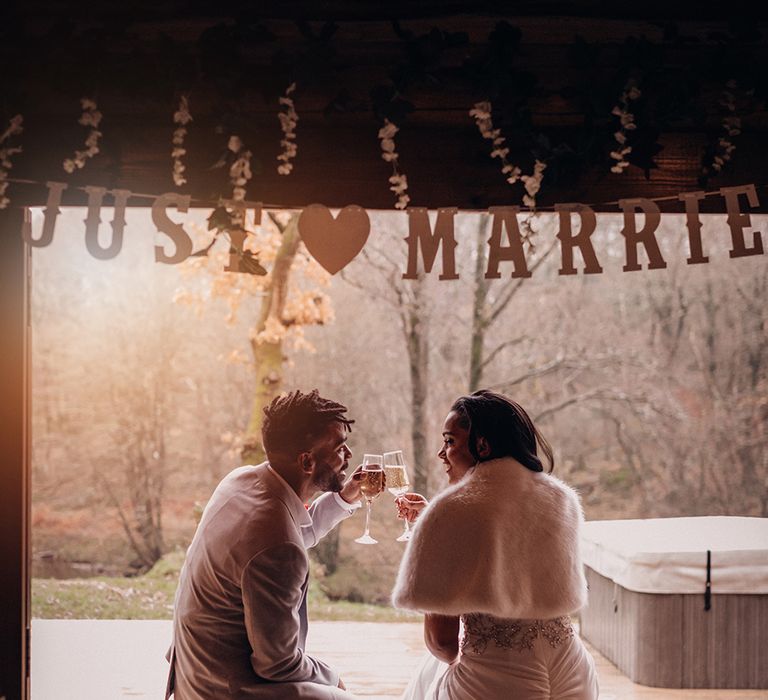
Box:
[30, 206, 767, 611]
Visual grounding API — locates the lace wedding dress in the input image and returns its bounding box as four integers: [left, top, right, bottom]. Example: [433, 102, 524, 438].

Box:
[402, 614, 598, 700]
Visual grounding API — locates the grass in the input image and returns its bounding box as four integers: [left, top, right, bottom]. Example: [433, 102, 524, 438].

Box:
[32, 549, 418, 622]
[32, 550, 184, 619]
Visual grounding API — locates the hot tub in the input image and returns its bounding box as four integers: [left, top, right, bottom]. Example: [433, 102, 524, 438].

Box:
[579, 516, 768, 689]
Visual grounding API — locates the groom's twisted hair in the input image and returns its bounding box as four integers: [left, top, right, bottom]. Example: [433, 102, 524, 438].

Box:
[451, 390, 554, 473]
[262, 389, 353, 456]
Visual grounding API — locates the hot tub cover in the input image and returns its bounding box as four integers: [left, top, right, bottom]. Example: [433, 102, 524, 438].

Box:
[580, 516, 768, 594]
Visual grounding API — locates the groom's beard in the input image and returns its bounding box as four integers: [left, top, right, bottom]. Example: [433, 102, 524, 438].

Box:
[312, 460, 347, 493]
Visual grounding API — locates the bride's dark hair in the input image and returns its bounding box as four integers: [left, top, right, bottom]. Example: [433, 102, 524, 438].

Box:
[450, 390, 554, 473]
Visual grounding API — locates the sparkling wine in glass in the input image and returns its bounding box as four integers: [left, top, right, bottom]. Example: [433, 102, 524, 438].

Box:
[354, 454, 384, 545]
[384, 450, 412, 542]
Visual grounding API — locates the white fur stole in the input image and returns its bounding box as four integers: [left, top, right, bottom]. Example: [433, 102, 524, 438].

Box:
[392, 457, 588, 619]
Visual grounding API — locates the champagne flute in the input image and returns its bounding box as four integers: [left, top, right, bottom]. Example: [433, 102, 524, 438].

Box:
[384, 450, 412, 542]
[354, 454, 384, 545]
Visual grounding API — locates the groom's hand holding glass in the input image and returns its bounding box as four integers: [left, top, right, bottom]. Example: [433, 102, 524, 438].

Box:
[338, 464, 367, 503]
[354, 454, 387, 544]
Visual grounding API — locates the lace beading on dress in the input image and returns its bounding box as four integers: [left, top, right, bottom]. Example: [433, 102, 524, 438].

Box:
[460, 613, 574, 655]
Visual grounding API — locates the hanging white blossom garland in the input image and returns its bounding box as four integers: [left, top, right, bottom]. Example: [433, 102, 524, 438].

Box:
[469, 101, 547, 248]
[469, 101, 521, 184]
[277, 82, 298, 175]
[227, 135, 253, 207]
[520, 160, 547, 209]
[171, 96, 192, 187]
[0, 114, 23, 209]
[63, 98, 102, 173]
[208, 135, 256, 269]
[378, 119, 410, 210]
[609, 80, 640, 174]
[469, 101, 547, 208]
[705, 79, 741, 178]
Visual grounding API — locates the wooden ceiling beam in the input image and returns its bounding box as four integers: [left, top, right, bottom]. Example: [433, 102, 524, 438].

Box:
[4, 4, 768, 209]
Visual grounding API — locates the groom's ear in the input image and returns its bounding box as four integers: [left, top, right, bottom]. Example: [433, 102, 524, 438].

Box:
[475, 436, 491, 459]
[298, 450, 315, 475]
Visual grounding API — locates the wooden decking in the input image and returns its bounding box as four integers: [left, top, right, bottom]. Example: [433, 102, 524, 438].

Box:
[31, 620, 767, 699]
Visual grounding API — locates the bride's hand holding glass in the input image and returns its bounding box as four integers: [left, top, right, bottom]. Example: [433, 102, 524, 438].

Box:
[384, 450, 415, 541]
[395, 493, 429, 523]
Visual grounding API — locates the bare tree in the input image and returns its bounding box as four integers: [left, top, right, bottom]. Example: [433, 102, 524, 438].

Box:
[175, 211, 334, 465]
[96, 311, 178, 571]
[468, 215, 558, 392]
[343, 243, 431, 495]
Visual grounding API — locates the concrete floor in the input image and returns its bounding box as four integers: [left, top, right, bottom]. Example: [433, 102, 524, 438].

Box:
[30, 620, 768, 700]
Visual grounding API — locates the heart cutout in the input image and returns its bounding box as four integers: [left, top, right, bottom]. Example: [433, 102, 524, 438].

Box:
[298, 204, 370, 275]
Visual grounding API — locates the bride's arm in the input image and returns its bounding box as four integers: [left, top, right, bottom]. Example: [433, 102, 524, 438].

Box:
[424, 613, 459, 664]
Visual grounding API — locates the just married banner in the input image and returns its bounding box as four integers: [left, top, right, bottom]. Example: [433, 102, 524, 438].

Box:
[19, 180, 766, 279]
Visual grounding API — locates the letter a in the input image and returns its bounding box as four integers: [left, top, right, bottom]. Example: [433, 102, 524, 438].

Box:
[485, 207, 531, 279]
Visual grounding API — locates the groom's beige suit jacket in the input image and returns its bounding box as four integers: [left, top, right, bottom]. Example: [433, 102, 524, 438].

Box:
[167, 463, 358, 699]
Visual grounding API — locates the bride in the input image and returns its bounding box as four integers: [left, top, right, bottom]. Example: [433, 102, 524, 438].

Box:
[392, 390, 599, 699]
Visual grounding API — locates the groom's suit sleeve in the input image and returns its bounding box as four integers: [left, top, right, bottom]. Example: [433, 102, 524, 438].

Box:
[302, 492, 360, 548]
[242, 541, 339, 686]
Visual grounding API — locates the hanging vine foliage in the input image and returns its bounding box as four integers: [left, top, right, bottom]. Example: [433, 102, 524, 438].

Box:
[2, 9, 766, 208]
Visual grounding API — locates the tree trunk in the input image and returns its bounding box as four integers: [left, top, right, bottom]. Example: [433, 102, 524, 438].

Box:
[243, 341, 286, 464]
[241, 213, 302, 465]
[405, 275, 430, 495]
[468, 218, 553, 393]
[469, 216, 490, 392]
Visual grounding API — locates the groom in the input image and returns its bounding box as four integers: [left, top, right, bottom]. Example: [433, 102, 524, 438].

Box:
[166, 390, 364, 699]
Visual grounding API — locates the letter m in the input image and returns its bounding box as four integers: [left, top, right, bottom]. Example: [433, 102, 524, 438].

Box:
[402, 207, 459, 280]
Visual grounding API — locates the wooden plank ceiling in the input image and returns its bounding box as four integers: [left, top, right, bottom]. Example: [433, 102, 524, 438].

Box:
[2, 1, 768, 210]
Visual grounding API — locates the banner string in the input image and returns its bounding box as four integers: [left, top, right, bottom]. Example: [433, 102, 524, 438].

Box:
[9, 177, 768, 214]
